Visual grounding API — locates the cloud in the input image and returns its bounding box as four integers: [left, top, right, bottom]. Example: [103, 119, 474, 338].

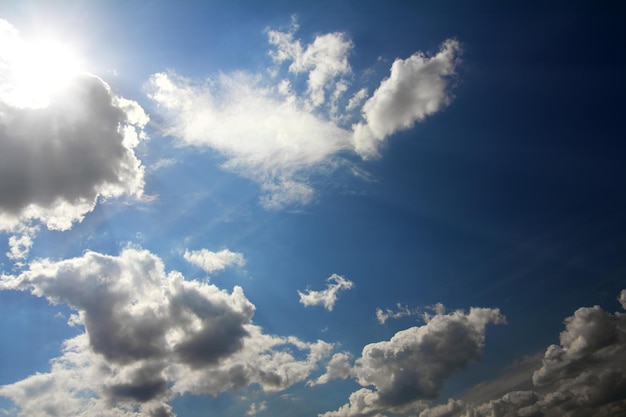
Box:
[415, 289, 626, 417]
[0, 248, 332, 417]
[183, 248, 245, 275]
[246, 401, 268, 416]
[0, 20, 148, 232]
[320, 306, 505, 416]
[298, 274, 354, 311]
[352, 39, 461, 158]
[267, 18, 353, 108]
[308, 352, 353, 386]
[147, 19, 459, 209]
[147, 70, 351, 209]
[375, 303, 419, 324]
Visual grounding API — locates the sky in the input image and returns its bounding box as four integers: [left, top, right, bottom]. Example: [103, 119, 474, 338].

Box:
[0, 1, 625, 416]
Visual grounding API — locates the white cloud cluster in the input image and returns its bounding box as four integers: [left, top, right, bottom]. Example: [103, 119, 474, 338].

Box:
[267, 18, 353, 109]
[0, 19, 148, 233]
[414, 290, 626, 417]
[318, 306, 506, 416]
[183, 248, 245, 275]
[147, 20, 460, 209]
[298, 274, 354, 311]
[0, 248, 332, 417]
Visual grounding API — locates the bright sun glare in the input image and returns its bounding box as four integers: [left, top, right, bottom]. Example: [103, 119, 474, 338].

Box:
[4, 36, 83, 108]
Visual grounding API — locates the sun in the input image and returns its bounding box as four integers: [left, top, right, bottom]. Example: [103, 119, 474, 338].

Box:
[2, 35, 84, 108]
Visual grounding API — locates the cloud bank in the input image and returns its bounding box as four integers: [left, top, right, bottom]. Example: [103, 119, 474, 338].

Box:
[147, 20, 460, 209]
[0, 248, 332, 417]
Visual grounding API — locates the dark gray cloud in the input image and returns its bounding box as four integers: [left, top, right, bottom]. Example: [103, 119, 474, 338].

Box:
[0, 248, 332, 417]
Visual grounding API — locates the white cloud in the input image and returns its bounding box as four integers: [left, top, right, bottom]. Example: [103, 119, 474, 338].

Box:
[320, 306, 505, 417]
[246, 401, 268, 416]
[183, 248, 245, 275]
[6, 225, 39, 261]
[147, 19, 460, 210]
[147, 70, 351, 209]
[267, 20, 353, 108]
[620, 289, 626, 310]
[298, 274, 354, 311]
[0, 19, 148, 232]
[352, 39, 461, 158]
[0, 248, 332, 417]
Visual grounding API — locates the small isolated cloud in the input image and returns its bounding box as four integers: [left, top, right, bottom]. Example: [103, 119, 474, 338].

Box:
[414, 288, 626, 417]
[246, 400, 268, 416]
[319, 306, 505, 417]
[183, 248, 245, 275]
[0, 248, 333, 417]
[0, 19, 148, 233]
[352, 39, 461, 159]
[298, 274, 354, 311]
[376, 303, 419, 324]
[147, 19, 459, 209]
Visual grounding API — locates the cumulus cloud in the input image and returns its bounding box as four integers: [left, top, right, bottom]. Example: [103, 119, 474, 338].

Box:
[415, 289, 626, 417]
[319, 306, 505, 416]
[0, 19, 148, 232]
[308, 352, 353, 386]
[246, 400, 268, 416]
[147, 19, 459, 209]
[298, 274, 354, 311]
[352, 39, 461, 158]
[267, 18, 353, 108]
[183, 248, 245, 275]
[0, 248, 332, 417]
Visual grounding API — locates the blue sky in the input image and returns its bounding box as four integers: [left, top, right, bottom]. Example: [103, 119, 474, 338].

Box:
[0, 1, 625, 416]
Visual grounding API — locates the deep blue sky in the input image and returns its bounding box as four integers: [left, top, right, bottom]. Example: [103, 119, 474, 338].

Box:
[0, 2, 625, 417]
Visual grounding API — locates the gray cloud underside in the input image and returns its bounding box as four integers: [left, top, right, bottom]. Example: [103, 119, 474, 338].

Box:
[0, 248, 332, 417]
[0, 74, 147, 231]
[415, 292, 626, 417]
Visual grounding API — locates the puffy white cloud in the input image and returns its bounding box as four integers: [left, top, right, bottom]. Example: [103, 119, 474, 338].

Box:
[320, 306, 505, 417]
[298, 274, 354, 311]
[183, 248, 245, 275]
[0, 248, 332, 417]
[0, 19, 148, 232]
[147, 19, 460, 210]
[352, 40, 461, 158]
[267, 19, 353, 108]
[308, 352, 353, 386]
